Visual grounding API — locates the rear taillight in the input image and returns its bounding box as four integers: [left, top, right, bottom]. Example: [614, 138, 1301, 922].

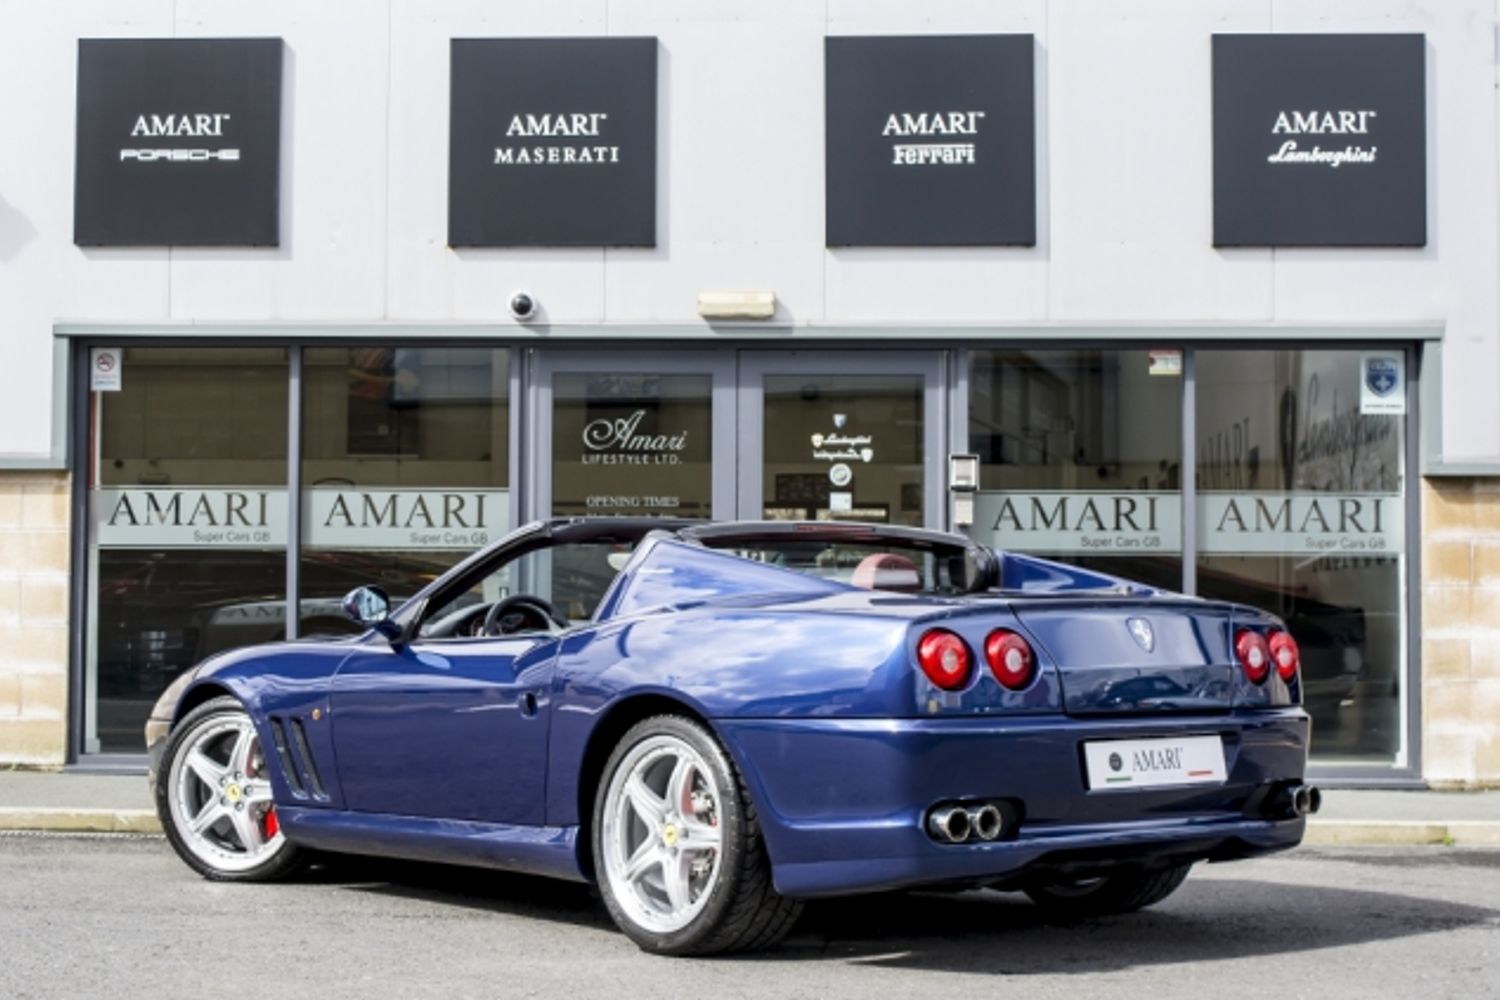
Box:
[1235, 628, 1271, 684]
[984, 629, 1035, 690]
[917, 629, 972, 690]
[1269, 630, 1300, 682]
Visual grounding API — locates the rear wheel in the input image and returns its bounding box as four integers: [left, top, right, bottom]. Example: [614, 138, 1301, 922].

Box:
[1023, 863, 1193, 918]
[156, 696, 305, 882]
[592, 715, 801, 955]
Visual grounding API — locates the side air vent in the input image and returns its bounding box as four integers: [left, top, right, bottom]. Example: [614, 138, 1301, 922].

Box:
[289, 717, 329, 800]
[268, 717, 305, 798]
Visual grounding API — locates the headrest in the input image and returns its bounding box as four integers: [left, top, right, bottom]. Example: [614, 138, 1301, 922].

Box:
[850, 553, 921, 593]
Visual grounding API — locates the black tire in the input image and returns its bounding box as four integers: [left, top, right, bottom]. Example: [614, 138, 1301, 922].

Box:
[155, 695, 306, 883]
[1023, 863, 1193, 919]
[591, 715, 802, 955]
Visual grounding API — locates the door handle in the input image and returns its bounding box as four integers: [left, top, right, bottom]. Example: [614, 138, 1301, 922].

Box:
[521, 691, 539, 717]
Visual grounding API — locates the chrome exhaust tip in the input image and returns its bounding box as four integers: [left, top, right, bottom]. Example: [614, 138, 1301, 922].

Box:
[1279, 783, 1322, 818]
[927, 804, 971, 843]
[968, 803, 1004, 841]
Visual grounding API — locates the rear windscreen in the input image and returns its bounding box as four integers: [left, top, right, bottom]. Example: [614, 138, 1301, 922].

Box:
[698, 538, 979, 595]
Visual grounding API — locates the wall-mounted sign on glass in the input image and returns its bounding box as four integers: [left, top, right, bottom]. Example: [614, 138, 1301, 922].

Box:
[977, 491, 1182, 555]
[74, 38, 284, 246]
[448, 37, 658, 247]
[1212, 34, 1426, 247]
[551, 373, 711, 519]
[824, 34, 1036, 247]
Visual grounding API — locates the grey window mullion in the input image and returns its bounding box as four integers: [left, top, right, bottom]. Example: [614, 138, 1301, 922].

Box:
[285, 346, 302, 641]
[1180, 348, 1197, 595]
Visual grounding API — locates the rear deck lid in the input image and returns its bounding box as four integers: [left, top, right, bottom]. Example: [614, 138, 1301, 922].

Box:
[1013, 601, 1236, 715]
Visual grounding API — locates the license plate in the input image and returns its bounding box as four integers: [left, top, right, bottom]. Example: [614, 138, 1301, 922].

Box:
[1083, 735, 1226, 790]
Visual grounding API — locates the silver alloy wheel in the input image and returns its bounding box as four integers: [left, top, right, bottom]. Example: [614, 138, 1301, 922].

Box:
[166, 712, 285, 874]
[600, 733, 725, 935]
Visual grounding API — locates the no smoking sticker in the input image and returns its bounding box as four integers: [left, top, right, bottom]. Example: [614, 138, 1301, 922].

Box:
[90, 348, 122, 392]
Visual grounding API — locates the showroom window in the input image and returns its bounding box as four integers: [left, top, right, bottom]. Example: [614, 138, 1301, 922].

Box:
[968, 349, 1184, 590]
[1195, 349, 1406, 763]
[299, 347, 511, 636]
[88, 348, 289, 753]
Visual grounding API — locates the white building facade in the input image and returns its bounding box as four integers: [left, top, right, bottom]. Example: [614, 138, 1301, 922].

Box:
[0, 1, 1496, 786]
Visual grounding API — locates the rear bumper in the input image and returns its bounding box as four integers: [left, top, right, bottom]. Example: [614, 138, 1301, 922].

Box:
[715, 709, 1309, 897]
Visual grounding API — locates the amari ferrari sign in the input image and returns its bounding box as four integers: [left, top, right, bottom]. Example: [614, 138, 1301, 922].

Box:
[1212, 34, 1426, 247]
[824, 34, 1036, 247]
[449, 37, 658, 246]
[74, 38, 284, 246]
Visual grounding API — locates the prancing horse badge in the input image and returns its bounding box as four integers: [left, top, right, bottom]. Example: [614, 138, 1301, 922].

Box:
[1127, 617, 1155, 653]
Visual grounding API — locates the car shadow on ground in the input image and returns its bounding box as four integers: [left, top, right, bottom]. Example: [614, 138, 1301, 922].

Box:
[316, 853, 1500, 973]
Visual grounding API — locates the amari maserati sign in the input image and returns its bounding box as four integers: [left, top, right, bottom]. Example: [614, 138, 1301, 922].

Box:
[824, 34, 1036, 247]
[449, 37, 658, 247]
[1212, 34, 1426, 247]
[74, 38, 284, 246]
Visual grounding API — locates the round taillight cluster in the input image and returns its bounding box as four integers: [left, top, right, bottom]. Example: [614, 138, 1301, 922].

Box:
[1269, 630, 1300, 682]
[916, 627, 1038, 692]
[984, 629, 1035, 691]
[916, 629, 971, 690]
[1235, 628, 1300, 684]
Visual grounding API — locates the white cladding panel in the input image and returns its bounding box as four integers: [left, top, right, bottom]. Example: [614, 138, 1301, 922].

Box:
[0, 0, 1496, 459]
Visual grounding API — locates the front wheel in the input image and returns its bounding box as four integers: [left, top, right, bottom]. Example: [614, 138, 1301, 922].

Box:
[1023, 863, 1194, 918]
[156, 696, 305, 882]
[592, 715, 801, 955]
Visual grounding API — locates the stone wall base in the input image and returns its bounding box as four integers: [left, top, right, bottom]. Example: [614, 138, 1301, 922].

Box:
[0, 471, 69, 765]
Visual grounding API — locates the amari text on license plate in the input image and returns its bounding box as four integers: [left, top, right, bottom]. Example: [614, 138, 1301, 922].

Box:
[1083, 735, 1227, 790]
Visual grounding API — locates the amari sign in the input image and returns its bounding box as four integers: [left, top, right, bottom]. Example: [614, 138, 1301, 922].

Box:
[1212, 34, 1426, 246]
[94, 488, 286, 548]
[976, 492, 1182, 555]
[74, 38, 284, 246]
[824, 34, 1036, 246]
[448, 37, 658, 246]
[304, 489, 509, 551]
[973, 490, 1402, 557]
[92, 487, 510, 551]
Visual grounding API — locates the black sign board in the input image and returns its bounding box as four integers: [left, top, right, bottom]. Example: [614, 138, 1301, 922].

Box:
[449, 38, 657, 247]
[74, 38, 283, 246]
[1213, 34, 1426, 247]
[824, 35, 1035, 247]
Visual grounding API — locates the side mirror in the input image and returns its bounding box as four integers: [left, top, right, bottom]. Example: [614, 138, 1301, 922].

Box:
[341, 585, 400, 640]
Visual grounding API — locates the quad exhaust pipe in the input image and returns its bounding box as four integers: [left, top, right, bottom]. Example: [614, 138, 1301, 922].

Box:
[926, 801, 1007, 844]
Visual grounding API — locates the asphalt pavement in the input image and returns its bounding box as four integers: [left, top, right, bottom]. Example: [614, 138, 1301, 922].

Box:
[1, 833, 1497, 999]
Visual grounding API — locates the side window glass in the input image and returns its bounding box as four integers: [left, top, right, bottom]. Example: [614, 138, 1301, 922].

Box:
[419, 540, 638, 638]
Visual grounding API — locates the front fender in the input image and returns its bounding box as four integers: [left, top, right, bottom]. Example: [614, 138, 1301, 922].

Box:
[159, 640, 360, 810]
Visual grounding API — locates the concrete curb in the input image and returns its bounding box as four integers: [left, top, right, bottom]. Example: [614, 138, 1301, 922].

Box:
[1305, 819, 1500, 847]
[0, 808, 161, 834]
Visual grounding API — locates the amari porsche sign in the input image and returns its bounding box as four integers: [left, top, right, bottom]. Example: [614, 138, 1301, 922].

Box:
[74, 38, 284, 246]
[824, 34, 1036, 247]
[1212, 34, 1427, 247]
[448, 37, 658, 247]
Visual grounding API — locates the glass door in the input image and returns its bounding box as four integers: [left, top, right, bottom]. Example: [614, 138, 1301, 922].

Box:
[737, 352, 947, 528]
[530, 350, 737, 522]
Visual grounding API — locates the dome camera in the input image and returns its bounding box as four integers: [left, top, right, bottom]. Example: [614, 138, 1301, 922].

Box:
[509, 292, 538, 322]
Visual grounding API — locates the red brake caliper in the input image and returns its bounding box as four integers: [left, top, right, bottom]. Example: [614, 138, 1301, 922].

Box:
[263, 806, 279, 839]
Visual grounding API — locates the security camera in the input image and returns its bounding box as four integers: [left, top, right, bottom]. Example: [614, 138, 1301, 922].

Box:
[509, 292, 537, 322]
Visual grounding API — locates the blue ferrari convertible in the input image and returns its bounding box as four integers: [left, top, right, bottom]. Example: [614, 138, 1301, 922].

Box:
[145, 518, 1318, 955]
